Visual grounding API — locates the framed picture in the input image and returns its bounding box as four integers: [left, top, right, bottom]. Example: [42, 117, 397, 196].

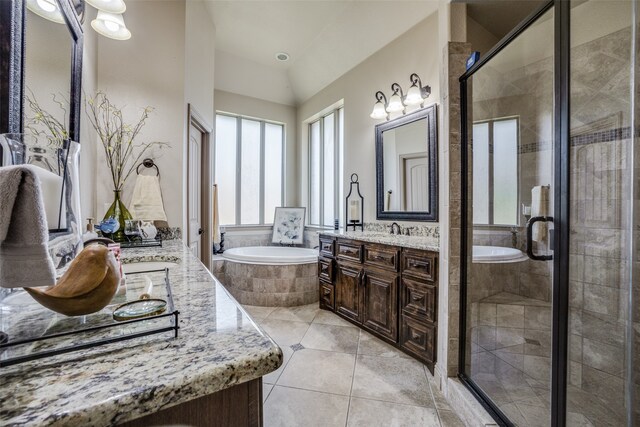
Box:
[272, 207, 306, 245]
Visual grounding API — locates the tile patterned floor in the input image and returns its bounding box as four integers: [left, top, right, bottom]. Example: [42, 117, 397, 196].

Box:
[243, 303, 465, 427]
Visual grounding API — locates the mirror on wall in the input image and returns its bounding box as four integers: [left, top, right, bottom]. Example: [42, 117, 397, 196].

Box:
[375, 105, 438, 221]
[24, 2, 72, 143]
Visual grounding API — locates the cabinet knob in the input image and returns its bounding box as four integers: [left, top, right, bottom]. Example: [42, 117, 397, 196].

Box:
[411, 294, 424, 302]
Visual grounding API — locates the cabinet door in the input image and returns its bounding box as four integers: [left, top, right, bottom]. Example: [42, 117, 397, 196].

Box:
[362, 267, 398, 342]
[335, 260, 363, 323]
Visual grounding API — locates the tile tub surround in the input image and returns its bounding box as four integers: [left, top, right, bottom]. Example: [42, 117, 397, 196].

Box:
[0, 240, 282, 426]
[223, 260, 319, 307]
[321, 229, 440, 252]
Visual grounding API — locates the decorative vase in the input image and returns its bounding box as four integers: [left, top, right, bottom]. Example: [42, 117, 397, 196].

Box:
[104, 190, 133, 242]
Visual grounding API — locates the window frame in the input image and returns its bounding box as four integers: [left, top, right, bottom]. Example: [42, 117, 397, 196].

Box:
[214, 112, 285, 226]
[308, 107, 343, 228]
[472, 116, 520, 227]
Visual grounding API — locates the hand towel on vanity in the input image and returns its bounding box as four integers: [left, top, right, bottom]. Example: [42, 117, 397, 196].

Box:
[0, 165, 56, 288]
[129, 174, 168, 221]
[212, 184, 220, 244]
[531, 185, 549, 243]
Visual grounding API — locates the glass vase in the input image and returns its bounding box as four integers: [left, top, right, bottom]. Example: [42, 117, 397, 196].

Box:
[104, 190, 133, 242]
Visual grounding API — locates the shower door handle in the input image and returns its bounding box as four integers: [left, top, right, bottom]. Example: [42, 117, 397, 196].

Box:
[526, 216, 554, 261]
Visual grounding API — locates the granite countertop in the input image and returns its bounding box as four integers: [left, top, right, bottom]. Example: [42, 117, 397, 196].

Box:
[0, 239, 282, 426]
[320, 230, 440, 252]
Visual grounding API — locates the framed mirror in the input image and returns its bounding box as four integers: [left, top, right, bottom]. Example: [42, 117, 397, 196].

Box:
[375, 105, 438, 221]
[0, 0, 84, 141]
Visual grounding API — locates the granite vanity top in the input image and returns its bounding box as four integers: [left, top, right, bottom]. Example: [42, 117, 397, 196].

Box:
[0, 240, 282, 426]
[320, 230, 440, 252]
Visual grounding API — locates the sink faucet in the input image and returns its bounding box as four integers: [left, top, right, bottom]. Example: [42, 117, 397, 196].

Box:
[390, 222, 401, 235]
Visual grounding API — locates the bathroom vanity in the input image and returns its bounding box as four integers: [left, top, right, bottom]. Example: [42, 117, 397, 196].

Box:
[0, 240, 282, 426]
[318, 232, 438, 373]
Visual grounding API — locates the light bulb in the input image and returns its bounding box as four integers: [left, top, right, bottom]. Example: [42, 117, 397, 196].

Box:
[36, 0, 56, 13]
[370, 102, 387, 120]
[404, 84, 424, 106]
[104, 20, 120, 32]
[386, 94, 404, 113]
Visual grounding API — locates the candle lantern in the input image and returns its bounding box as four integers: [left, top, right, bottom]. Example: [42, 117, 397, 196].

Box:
[345, 173, 364, 231]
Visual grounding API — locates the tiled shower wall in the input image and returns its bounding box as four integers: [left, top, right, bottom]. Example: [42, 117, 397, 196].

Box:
[467, 21, 635, 424]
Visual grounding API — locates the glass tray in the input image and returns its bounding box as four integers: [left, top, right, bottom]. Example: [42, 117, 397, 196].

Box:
[0, 268, 179, 368]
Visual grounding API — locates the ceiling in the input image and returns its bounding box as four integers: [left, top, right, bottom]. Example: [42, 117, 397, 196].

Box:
[464, 0, 547, 40]
[207, 1, 441, 106]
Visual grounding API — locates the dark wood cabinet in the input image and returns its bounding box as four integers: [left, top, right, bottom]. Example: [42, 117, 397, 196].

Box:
[335, 260, 363, 323]
[362, 266, 398, 342]
[319, 234, 438, 373]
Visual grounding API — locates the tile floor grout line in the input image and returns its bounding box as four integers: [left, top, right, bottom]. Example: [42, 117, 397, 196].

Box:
[271, 383, 353, 399]
[344, 329, 362, 427]
[425, 366, 444, 426]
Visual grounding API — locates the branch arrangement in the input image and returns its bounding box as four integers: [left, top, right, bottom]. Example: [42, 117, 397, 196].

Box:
[25, 90, 70, 147]
[85, 92, 166, 192]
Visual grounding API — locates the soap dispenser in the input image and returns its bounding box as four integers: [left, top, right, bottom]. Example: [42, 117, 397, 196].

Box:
[82, 218, 99, 242]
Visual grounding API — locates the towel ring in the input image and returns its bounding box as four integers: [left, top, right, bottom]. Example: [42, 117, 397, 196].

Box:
[136, 158, 160, 177]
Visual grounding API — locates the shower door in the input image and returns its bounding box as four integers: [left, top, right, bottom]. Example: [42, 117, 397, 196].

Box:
[459, 1, 637, 426]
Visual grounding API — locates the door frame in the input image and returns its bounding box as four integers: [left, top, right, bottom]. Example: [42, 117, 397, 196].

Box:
[457, 1, 570, 426]
[186, 104, 213, 271]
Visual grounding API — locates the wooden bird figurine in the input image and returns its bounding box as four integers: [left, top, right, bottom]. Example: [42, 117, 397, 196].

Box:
[25, 244, 121, 316]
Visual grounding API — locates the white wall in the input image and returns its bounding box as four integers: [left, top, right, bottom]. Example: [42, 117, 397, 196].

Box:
[214, 89, 298, 207]
[297, 11, 441, 226]
[80, 9, 99, 224]
[82, 0, 216, 233]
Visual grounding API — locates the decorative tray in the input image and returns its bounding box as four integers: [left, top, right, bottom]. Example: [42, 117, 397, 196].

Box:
[0, 268, 179, 368]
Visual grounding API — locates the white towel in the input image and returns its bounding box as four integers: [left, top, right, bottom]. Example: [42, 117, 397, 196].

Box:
[531, 185, 549, 243]
[212, 184, 220, 244]
[0, 166, 56, 288]
[129, 175, 168, 221]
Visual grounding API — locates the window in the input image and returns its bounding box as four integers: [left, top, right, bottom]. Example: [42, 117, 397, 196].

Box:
[215, 113, 284, 225]
[309, 108, 343, 227]
[472, 117, 519, 225]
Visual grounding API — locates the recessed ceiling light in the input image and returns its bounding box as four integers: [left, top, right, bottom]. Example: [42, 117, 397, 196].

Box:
[275, 52, 290, 62]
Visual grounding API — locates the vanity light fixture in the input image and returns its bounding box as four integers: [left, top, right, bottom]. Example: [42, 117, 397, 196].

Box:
[85, 0, 126, 14]
[91, 10, 132, 40]
[404, 73, 431, 106]
[369, 91, 388, 120]
[385, 83, 405, 114]
[26, 0, 66, 24]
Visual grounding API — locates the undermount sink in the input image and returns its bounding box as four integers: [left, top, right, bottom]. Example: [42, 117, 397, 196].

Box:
[122, 261, 179, 274]
[472, 246, 527, 264]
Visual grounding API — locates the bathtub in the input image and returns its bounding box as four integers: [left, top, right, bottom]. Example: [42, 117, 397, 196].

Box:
[221, 246, 319, 307]
[223, 246, 318, 265]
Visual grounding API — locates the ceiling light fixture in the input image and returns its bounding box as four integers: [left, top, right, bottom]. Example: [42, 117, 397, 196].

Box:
[385, 83, 405, 114]
[275, 52, 290, 62]
[404, 73, 431, 106]
[370, 73, 430, 120]
[91, 10, 131, 40]
[85, 0, 126, 14]
[369, 91, 388, 120]
[26, 0, 65, 24]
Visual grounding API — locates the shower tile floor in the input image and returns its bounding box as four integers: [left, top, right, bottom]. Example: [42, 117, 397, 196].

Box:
[469, 292, 623, 426]
[242, 303, 465, 427]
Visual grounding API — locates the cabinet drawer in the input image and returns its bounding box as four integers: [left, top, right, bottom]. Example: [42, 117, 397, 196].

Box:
[319, 237, 335, 257]
[318, 257, 334, 281]
[401, 250, 436, 281]
[400, 315, 436, 363]
[401, 278, 436, 322]
[319, 280, 335, 311]
[337, 241, 363, 263]
[364, 245, 399, 271]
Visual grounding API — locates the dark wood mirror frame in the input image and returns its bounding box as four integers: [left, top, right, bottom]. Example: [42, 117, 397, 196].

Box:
[375, 104, 438, 222]
[0, 0, 84, 141]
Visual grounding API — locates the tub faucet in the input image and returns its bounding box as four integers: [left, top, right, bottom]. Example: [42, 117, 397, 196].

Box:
[390, 222, 401, 235]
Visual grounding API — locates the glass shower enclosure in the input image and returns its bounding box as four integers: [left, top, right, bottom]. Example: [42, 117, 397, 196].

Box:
[459, 1, 638, 425]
